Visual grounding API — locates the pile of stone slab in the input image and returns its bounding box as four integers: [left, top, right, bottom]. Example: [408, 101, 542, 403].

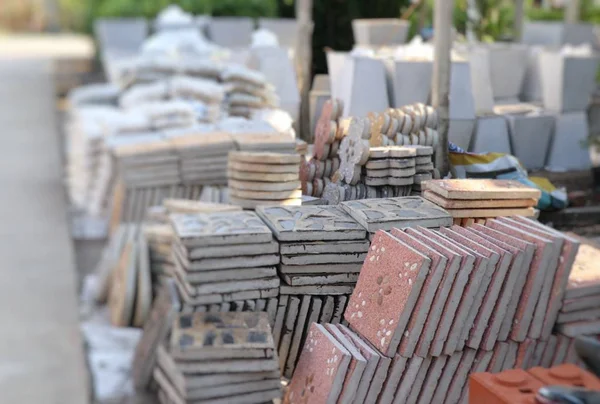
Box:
[227, 151, 302, 209]
[256, 204, 369, 377]
[221, 65, 279, 118]
[285, 216, 582, 404]
[422, 179, 541, 225]
[555, 234, 600, 340]
[153, 312, 282, 404]
[169, 211, 281, 309]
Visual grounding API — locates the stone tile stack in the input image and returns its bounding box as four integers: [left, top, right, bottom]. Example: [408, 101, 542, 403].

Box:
[256, 204, 369, 378]
[221, 65, 279, 118]
[227, 151, 302, 209]
[169, 211, 280, 310]
[153, 312, 282, 404]
[285, 216, 582, 404]
[422, 179, 541, 225]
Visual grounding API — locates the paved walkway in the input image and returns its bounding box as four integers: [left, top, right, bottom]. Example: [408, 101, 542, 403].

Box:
[0, 52, 89, 401]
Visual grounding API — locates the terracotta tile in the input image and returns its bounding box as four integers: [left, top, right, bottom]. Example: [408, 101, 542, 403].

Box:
[502, 341, 518, 370]
[344, 230, 431, 356]
[404, 227, 463, 357]
[470, 224, 535, 342]
[515, 338, 536, 369]
[324, 324, 367, 404]
[431, 351, 463, 403]
[529, 363, 600, 390]
[415, 355, 448, 404]
[422, 179, 541, 200]
[467, 225, 526, 350]
[390, 229, 448, 358]
[446, 348, 477, 404]
[423, 190, 538, 209]
[432, 231, 490, 355]
[391, 356, 426, 404]
[442, 226, 509, 351]
[497, 217, 564, 340]
[407, 227, 475, 356]
[470, 369, 544, 404]
[510, 217, 580, 339]
[285, 323, 351, 404]
[336, 324, 382, 404]
[377, 355, 409, 404]
[487, 342, 509, 373]
[485, 219, 554, 342]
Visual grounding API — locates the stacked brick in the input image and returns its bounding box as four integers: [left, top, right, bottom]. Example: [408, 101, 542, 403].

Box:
[285, 216, 583, 404]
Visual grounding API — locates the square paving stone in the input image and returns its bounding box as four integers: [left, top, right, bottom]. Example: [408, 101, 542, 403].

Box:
[284, 295, 311, 378]
[422, 179, 541, 200]
[344, 230, 431, 356]
[377, 355, 409, 404]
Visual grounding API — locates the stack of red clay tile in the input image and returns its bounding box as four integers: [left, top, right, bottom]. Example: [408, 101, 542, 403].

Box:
[470, 364, 600, 404]
[422, 179, 540, 226]
[285, 216, 583, 404]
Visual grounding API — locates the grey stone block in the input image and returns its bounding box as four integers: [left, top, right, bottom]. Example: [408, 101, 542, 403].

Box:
[546, 111, 591, 170]
[352, 19, 409, 46]
[540, 50, 600, 112]
[505, 112, 555, 170]
[448, 119, 476, 150]
[470, 115, 512, 154]
[208, 17, 254, 48]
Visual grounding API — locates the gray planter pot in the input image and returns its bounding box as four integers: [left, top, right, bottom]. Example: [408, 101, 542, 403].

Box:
[470, 115, 512, 154]
[505, 113, 555, 170]
[546, 111, 591, 170]
[448, 119, 476, 151]
[352, 19, 409, 47]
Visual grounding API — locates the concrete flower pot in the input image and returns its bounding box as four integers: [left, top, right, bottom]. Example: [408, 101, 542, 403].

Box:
[352, 19, 409, 47]
[470, 115, 512, 154]
[208, 17, 254, 48]
[389, 59, 433, 108]
[448, 119, 476, 150]
[449, 61, 476, 120]
[505, 113, 555, 170]
[546, 112, 591, 170]
[486, 43, 529, 102]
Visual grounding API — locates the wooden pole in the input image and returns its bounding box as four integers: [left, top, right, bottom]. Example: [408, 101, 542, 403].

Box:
[432, 0, 454, 178]
[565, 0, 580, 23]
[296, 0, 314, 141]
[514, 0, 525, 41]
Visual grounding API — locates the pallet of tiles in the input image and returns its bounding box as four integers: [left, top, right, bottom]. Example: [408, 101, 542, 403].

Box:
[153, 312, 282, 404]
[227, 151, 302, 209]
[285, 216, 582, 404]
[256, 204, 369, 377]
[422, 179, 541, 225]
[169, 211, 280, 307]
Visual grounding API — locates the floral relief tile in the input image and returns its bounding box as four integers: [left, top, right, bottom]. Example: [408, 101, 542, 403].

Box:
[344, 230, 431, 357]
[284, 323, 350, 404]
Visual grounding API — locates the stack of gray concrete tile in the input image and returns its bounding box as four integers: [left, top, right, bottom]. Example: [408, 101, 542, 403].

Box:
[221, 65, 279, 118]
[169, 211, 280, 310]
[284, 216, 583, 404]
[256, 205, 369, 377]
[143, 222, 175, 293]
[153, 312, 282, 404]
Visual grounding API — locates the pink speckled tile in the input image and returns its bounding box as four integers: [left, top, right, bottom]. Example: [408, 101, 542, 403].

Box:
[449, 226, 513, 350]
[415, 355, 448, 404]
[515, 338, 536, 369]
[497, 217, 564, 340]
[390, 228, 447, 358]
[363, 346, 391, 404]
[405, 357, 432, 404]
[285, 323, 350, 404]
[406, 227, 475, 356]
[467, 226, 527, 350]
[391, 356, 427, 404]
[377, 354, 409, 404]
[344, 230, 431, 356]
[469, 224, 535, 342]
[431, 351, 463, 403]
[509, 217, 580, 339]
[551, 334, 571, 366]
[541, 335, 558, 368]
[336, 324, 381, 404]
[432, 230, 490, 355]
[531, 339, 547, 367]
[446, 348, 477, 404]
[324, 324, 366, 404]
[485, 219, 553, 342]
[472, 348, 494, 373]
[564, 337, 578, 364]
[487, 342, 509, 373]
[502, 341, 519, 370]
[404, 227, 462, 358]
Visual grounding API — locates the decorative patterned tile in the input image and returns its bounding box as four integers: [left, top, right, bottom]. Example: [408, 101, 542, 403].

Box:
[340, 197, 452, 232]
[344, 230, 431, 357]
[256, 205, 366, 241]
